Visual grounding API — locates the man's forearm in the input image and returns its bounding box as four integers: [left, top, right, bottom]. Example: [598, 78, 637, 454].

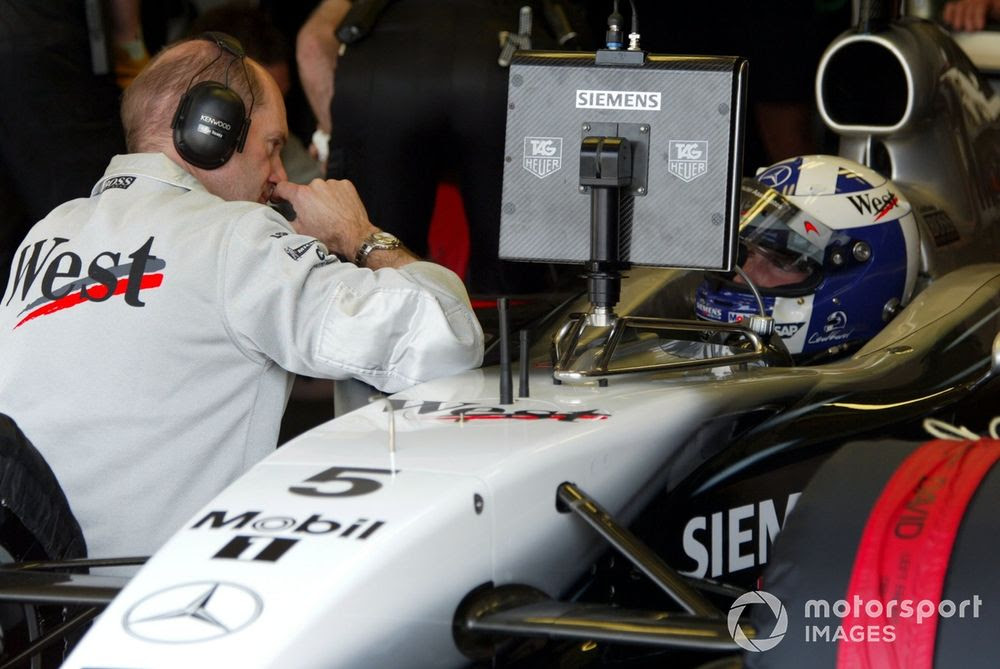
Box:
[297, 0, 352, 134]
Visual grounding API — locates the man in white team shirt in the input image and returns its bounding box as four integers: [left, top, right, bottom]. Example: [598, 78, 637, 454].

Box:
[0, 34, 483, 567]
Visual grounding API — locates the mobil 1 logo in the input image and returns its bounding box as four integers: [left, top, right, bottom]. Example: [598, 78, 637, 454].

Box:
[194, 466, 395, 563]
[194, 510, 386, 563]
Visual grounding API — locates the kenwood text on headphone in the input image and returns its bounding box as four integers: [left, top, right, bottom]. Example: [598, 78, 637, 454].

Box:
[171, 32, 255, 169]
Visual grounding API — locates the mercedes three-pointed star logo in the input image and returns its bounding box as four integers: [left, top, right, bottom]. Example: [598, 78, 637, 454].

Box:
[123, 581, 263, 643]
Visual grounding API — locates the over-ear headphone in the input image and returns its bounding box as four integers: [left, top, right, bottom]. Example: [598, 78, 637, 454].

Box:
[171, 32, 255, 170]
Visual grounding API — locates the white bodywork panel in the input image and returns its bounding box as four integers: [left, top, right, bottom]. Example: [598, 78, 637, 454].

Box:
[64, 368, 717, 668]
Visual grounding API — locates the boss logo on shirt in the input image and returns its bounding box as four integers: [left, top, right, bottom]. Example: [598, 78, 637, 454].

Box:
[100, 175, 136, 191]
[4, 236, 164, 329]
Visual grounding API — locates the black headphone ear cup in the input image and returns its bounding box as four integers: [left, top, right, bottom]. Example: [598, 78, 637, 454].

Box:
[172, 81, 246, 170]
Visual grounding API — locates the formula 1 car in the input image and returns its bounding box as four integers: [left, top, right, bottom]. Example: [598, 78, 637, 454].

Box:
[3, 2, 1000, 668]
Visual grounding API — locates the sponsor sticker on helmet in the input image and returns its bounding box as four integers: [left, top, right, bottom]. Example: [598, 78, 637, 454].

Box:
[774, 322, 804, 338]
[757, 164, 795, 189]
[824, 310, 848, 333]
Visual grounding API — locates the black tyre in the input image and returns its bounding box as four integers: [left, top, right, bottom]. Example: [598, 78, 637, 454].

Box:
[0, 413, 86, 668]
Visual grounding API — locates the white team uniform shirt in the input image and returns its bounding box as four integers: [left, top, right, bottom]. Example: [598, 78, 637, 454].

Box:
[0, 153, 483, 562]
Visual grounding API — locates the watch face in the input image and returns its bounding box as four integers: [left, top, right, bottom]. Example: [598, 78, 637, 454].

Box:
[373, 232, 399, 246]
[356, 231, 402, 265]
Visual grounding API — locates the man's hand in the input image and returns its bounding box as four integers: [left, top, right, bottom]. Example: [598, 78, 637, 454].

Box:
[271, 178, 417, 268]
[942, 0, 1000, 31]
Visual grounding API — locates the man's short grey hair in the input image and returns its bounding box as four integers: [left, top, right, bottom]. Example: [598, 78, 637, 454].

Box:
[121, 37, 265, 154]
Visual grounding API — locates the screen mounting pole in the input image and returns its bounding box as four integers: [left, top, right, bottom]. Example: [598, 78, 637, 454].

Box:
[580, 135, 632, 326]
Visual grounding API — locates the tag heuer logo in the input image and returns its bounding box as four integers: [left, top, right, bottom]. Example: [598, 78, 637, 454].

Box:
[523, 137, 562, 179]
[668, 140, 708, 182]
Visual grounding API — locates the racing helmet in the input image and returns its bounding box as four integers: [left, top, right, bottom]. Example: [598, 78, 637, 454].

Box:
[695, 155, 920, 359]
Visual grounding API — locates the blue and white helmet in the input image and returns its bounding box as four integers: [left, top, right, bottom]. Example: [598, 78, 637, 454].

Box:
[695, 155, 920, 359]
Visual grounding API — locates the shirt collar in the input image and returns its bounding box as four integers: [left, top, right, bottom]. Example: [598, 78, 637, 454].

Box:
[92, 153, 206, 196]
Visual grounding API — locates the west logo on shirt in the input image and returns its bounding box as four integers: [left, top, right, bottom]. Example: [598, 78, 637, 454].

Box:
[4, 236, 165, 328]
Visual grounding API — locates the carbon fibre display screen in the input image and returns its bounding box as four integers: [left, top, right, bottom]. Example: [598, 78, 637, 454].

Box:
[499, 51, 747, 270]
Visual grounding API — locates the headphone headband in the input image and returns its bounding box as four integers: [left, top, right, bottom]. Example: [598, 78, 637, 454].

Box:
[201, 31, 245, 58]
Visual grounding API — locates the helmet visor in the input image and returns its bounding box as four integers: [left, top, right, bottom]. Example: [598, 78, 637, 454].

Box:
[739, 178, 833, 268]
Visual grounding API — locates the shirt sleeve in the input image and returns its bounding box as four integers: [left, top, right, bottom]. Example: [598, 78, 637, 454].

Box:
[219, 210, 484, 392]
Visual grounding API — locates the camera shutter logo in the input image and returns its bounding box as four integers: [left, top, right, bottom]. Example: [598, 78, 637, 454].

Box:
[523, 137, 563, 178]
[727, 590, 788, 652]
[668, 140, 708, 182]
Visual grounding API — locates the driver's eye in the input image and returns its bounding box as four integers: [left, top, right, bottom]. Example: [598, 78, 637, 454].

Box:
[748, 245, 807, 273]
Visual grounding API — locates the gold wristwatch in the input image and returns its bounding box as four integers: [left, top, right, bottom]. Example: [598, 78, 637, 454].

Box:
[354, 231, 402, 266]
